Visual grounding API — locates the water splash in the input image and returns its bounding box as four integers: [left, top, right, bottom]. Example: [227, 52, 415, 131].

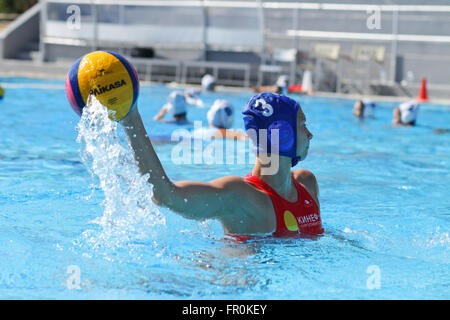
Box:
[75, 97, 165, 249]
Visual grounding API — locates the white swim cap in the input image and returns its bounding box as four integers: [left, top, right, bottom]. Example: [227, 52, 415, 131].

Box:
[398, 101, 420, 124]
[207, 99, 234, 129]
[184, 88, 204, 107]
[302, 70, 313, 92]
[166, 91, 187, 116]
[276, 75, 289, 88]
[185, 88, 201, 100]
[362, 98, 376, 117]
[201, 74, 216, 91]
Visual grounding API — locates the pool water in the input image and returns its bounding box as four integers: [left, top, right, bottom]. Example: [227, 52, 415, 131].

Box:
[0, 77, 448, 299]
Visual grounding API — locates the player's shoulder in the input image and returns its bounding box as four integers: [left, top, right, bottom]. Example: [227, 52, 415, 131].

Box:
[210, 175, 269, 204]
[292, 169, 316, 182]
[208, 175, 248, 191]
[292, 169, 319, 196]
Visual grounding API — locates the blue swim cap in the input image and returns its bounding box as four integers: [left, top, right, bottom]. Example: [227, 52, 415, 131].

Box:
[242, 92, 300, 167]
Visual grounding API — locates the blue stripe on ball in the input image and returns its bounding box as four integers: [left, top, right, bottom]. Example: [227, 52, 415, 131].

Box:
[69, 56, 85, 112]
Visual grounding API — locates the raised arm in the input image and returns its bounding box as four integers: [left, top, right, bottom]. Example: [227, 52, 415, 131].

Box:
[153, 104, 169, 121]
[120, 106, 244, 221]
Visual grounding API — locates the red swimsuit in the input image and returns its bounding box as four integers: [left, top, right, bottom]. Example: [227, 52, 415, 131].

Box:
[245, 174, 324, 236]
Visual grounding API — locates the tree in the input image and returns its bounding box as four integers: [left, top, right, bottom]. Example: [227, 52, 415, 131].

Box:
[0, 0, 38, 14]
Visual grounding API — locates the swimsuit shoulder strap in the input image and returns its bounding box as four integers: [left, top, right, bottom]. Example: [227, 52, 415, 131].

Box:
[244, 173, 280, 198]
[291, 176, 319, 209]
[245, 174, 301, 203]
[245, 173, 317, 208]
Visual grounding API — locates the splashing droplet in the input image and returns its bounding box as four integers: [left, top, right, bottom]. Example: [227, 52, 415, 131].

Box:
[75, 96, 165, 248]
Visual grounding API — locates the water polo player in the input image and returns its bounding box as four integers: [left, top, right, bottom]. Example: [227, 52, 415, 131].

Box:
[154, 91, 191, 124]
[184, 88, 204, 107]
[353, 99, 376, 119]
[191, 99, 248, 141]
[121, 92, 323, 237]
[252, 75, 289, 95]
[201, 74, 216, 92]
[66, 52, 323, 237]
[392, 101, 420, 127]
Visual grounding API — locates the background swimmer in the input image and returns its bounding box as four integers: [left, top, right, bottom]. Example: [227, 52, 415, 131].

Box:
[432, 128, 450, 134]
[184, 88, 204, 107]
[154, 91, 192, 124]
[201, 74, 216, 92]
[252, 75, 288, 95]
[353, 99, 376, 120]
[392, 101, 420, 127]
[192, 99, 248, 141]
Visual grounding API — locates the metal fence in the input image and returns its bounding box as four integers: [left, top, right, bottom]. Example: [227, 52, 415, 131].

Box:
[40, 0, 450, 93]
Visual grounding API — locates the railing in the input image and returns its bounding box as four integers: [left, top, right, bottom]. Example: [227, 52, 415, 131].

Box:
[130, 58, 183, 83]
[181, 60, 251, 87]
[129, 58, 251, 87]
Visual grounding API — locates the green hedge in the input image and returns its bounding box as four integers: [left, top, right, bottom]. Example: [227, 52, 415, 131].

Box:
[0, 0, 38, 14]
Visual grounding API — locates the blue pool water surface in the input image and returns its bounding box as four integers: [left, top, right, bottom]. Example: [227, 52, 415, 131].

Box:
[0, 77, 448, 299]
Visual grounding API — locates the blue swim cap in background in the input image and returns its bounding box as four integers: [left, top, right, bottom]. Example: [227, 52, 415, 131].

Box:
[242, 92, 300, 167]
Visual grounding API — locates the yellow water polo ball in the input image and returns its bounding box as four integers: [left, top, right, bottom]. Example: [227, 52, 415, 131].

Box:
[65, 50, 139, 121]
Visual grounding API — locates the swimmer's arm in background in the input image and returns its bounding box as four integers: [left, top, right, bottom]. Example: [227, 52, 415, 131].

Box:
[121, 107, 246, 221]
[226, 130, 248, 141]
[211, 129, 248, 141]
[153, 104, 169, 121]
[292, 169, 320, 209]
[392, 107, 403, 126]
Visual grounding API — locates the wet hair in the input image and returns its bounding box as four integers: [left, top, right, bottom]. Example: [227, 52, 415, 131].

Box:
[173, 112, 187, 121]
[276, 86, 283, 94]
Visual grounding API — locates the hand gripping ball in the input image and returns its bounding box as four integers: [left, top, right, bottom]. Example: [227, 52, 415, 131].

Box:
[65, 50, 139, 121]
